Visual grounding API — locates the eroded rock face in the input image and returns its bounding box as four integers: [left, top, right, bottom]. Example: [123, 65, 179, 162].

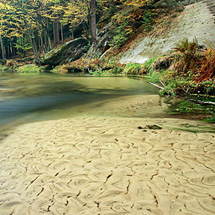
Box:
[120, 1, 215, 64]
[204, 0, 215, 23]
[153, 0, 182, 8]
[153, 0, 201, 8]
[42, 38, 89, 66]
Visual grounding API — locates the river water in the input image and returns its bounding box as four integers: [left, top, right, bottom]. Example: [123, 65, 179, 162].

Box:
[0, 74, 171, 134]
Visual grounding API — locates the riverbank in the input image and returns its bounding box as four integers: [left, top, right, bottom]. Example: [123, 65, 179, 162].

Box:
[0, 109, 215, 214]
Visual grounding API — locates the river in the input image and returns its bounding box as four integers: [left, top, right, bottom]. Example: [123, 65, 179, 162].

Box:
[0, 73, 170, 132]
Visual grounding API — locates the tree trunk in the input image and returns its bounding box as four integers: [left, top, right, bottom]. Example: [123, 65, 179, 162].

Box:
[53, 21, 56, 45]
[30, 31, 41, 64]
[0, 30, 6, 60]
[10, 41, 13, 58]
[12, 41, 16, 57]
[8, 41, 12, 58]
[46, 19, 52, 51]
[34, 32, 40, 51]
[71, 30, 74, 40]
[56, 20, 60, 44]
[60, 22, 64, 42]
[90, 0, 97, 49]
[44, 31, 48, 52]
[41, 36, 46, 55]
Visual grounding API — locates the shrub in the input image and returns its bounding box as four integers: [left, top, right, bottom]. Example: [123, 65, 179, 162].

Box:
[147, 70, 162, 82]
[144, 57, 156, 72]
[123, 63, 145, 75]
[141, 10, 154, 33]
[0, 65, 13, 73]
[173, 38, 200, 74]
[51, 65, 68, 74]
[195, 47, 215, 82]
[16, 64, 41, 73]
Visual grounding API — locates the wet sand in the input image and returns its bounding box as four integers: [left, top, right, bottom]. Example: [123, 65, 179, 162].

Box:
[0, 115, 215, 215]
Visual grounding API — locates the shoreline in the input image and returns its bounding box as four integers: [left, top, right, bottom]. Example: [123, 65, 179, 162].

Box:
[0, 116, 214, 215]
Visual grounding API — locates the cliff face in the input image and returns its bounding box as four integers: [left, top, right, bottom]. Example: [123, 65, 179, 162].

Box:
[204, 0, 215, 22]
[120, 1, 215, 64]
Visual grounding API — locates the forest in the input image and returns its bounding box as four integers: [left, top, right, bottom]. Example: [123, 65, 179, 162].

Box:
[0, 0, 154, 60]
[0, 0, 98, 60]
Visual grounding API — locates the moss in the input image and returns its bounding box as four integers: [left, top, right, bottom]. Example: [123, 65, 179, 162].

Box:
[166, 126, 215, 133]
[123, 63, 145, 75]
[205, 116, 215, 123]
[16, 64, 41, 73]
[168, 98, 215, 123]
[39, 65, 52, 73]
[0, 65, 13, 73]
[143, 57, 157, 72]
[146, 70, 162, 82]
[170, 100, 207, 114]
[50, 65, 68, 74]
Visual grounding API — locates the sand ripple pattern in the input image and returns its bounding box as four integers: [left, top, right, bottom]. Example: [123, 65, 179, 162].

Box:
[0, 117, 215, 215]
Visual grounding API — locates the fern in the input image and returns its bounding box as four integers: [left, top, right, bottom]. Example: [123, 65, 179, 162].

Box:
[174, 38, 199, 75]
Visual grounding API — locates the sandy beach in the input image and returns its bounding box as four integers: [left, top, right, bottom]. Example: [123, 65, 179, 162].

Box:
[0, 115, 215, 215]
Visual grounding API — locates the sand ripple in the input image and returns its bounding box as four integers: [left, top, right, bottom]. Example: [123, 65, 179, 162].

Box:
[0, 117, 214, 215]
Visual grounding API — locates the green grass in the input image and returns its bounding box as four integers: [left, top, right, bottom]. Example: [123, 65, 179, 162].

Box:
[0, 65, 13, 73]
[16, 64, 41, 73]
[123, 63, 145, 75]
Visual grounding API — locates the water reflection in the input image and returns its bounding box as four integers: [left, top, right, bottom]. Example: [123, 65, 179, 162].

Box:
[0, 74, 163, 129]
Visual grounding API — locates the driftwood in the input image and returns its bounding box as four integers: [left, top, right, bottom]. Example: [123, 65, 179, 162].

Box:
[186, 98, 215, 106]
[159, 80, 166, 87]
[190, 94, 215, 98]
[147, 81, 164, 90]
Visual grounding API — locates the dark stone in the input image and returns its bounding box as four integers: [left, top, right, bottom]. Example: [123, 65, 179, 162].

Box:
[145, 125, 162, 130]
[42, 38, 89, 66]
[152, 54, 177, 70]
[68, 68, 83, 73]
[41, 65, 53, 73]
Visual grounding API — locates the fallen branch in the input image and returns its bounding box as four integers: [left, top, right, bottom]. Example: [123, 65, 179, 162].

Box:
[186, 98, 215, 105]
[147, 81, 164, 90]
[190, 94, 215, 98]
[159, 80, 166, 87]
[185, 87, 190, 94]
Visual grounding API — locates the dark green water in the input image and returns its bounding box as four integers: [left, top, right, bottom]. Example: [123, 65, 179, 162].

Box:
[0, 74, 163, 130]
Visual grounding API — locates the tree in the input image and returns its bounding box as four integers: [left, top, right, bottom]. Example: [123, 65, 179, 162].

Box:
[14, 37, 32, 57]
[0, 0, 108, 60]
[90, 0, 97, 48]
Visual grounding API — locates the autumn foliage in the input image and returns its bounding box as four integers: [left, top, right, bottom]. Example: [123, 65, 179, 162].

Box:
[196, 47, 215, 82]
[173, 39, 215, 83]
[173, 38, 199, 75]
[66, 56, 124, 74]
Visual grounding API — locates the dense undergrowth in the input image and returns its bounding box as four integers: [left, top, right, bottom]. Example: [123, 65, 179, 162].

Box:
[146, 39, 215, 96]
[144, 39, 215, 123]
[0, 38, 214, 123]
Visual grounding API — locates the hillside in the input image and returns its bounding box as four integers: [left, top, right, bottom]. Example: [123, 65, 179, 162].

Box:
[0, 0, 215, 96]
[120, 1, 215, 63]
